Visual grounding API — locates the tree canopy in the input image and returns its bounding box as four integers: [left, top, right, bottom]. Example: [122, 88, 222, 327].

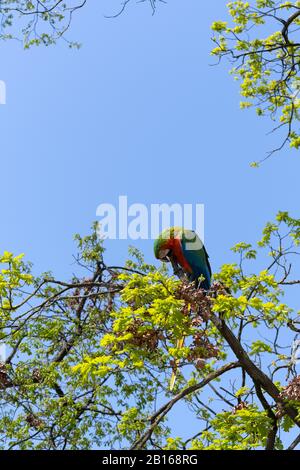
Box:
[1, 216, 300, 449]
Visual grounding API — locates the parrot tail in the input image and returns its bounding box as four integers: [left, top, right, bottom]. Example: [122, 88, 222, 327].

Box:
[169, 336, 185, 392]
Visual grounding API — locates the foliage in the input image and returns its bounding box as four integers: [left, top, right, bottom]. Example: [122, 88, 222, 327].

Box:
[0, 214, 300, 449]
[191, 405, 281, 450]
[211, 1, 300, 161]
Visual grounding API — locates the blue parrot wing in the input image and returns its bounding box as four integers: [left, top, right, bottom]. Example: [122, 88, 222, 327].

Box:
[181, 230, 211, 289]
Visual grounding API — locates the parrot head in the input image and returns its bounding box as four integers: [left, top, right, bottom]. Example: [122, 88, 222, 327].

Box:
[154, 227, 183, 262]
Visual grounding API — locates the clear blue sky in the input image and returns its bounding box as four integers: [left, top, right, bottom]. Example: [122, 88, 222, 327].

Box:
[1, 0, 300, 444]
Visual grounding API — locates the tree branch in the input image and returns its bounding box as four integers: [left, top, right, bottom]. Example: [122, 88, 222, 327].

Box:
[130, 362, 240, 450]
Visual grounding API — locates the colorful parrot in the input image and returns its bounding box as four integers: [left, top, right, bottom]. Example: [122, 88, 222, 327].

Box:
[154, 227, 212, 391]
[154, 227, 211, 290]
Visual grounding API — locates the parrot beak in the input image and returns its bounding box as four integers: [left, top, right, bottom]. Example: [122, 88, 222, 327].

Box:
[159, 249, 171, 262]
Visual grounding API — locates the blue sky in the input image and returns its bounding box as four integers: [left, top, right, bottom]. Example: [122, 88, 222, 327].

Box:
[1, 0, 300, 445]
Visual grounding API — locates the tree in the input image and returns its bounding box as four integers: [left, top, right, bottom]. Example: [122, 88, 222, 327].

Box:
[1, 216, 300, 450]
[211, 1, 300, 162]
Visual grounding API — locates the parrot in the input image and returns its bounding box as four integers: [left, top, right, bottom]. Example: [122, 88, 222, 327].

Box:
[154, 227, 212, 391]
[153, 227, 211, 290]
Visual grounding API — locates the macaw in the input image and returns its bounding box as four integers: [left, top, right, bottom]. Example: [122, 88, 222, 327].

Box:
[154, 227, 211, 290]
[154, 227, 212, 391]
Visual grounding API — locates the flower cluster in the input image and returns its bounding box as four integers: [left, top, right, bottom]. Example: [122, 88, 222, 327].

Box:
[280, 376, 300, 402]
[0, 362, 12, 389]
